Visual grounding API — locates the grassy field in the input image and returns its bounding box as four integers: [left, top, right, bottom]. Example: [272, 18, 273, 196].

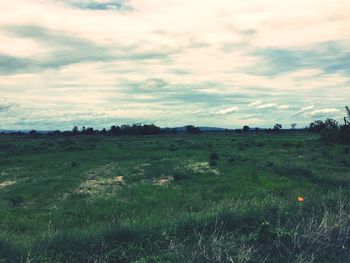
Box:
[1, 133, 350, 262]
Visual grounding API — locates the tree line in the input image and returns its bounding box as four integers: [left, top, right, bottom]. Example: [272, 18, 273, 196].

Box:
[1, 106, 349, 144]
[0, 124, 202, 136]
[307, 106, 350, 144]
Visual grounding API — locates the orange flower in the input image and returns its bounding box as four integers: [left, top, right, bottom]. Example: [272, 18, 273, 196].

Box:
[297, 196, 304, 203]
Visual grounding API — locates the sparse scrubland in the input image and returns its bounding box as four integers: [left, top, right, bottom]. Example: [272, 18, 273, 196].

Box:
[1, 133, 350, 262]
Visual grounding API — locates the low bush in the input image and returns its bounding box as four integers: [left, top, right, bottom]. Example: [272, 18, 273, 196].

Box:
[172, 169, 192, 181]
[210, 153, 220, 160]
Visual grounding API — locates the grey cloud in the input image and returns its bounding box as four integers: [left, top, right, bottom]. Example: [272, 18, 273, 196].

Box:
[170, 69, 191, 75]
[140, 78, 168, 91]
[61, 0, 133, 11]
[0, 55, 32, 74]
[0, 101, 18, 112]
[0, 25, 170, 75]
[252, 41, 350, 77]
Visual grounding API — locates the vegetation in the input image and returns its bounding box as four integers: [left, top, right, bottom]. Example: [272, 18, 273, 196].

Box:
[1, 131, 350, 262]
[0, 106, 349, 262]
[308, 106, 350, 145]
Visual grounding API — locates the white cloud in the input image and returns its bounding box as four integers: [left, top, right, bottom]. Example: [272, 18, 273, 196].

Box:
[256, 103, 277, 109]
[309, 108, 340, 117]
[215, 107, 240, 115]
[248, 101, 290, 110]
[277, 105, 290, 110]
[300, 105, 315, 111]
[291, 105, 315, 117]
[248, 100, 262, 107]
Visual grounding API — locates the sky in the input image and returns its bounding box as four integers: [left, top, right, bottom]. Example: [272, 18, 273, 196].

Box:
[0, 0, 350, 130]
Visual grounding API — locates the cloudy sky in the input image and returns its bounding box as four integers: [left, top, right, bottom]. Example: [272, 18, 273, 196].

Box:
[0, 0, 349, 130]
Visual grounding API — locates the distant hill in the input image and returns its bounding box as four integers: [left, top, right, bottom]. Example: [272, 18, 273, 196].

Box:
[161, 126, 234, 133]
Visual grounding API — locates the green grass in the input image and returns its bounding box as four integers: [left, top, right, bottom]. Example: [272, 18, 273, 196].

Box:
[0, 133, 350, 262]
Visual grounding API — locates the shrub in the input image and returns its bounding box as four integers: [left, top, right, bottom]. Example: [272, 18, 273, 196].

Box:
[172, 169, 191, 181]
[209, 153, 220, 160]
[339, 125, 350, 144]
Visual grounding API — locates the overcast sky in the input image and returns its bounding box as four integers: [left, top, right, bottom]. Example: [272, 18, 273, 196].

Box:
[0, 0, 349, 130]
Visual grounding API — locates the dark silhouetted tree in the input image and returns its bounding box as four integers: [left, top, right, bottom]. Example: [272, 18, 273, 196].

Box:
[309, 120, 326, 133]
[272, 124, 282, 133]
[101, 128, 107, 136]
[110, 125, 121, 135]
[72, 126, 79, 135]
[85, 127, 94, 135]
[185, 125, 201, 135]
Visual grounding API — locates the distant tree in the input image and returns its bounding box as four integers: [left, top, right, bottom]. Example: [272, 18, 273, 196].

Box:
[101, 128, 107, 136]
[324, 119, 339, 130]
[274, 123, 282, 129]
[309, 119, 338, 133]
[51, 130, 61, 136]
[29, 130, 37, 135]
[242, 125, 250, 133]
[309, 120, 325, 133]
[141, 124, 161, 135]
[185, 125, 201, 135]
[319, 119, 339, 143]
[339, 106, 350, 144]
[344, 106, 350, 125]
[72, 126, 79, 135]
[110, 125, 121, 136]
[273, 124, 282, 133]
[85, 127, 94, 135]
[121, 124, 131, 135]
[291, 123, 297, 129]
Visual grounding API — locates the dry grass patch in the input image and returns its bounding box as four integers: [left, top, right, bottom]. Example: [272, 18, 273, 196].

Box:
[153, 176, 173, 186]
[185, 161, 220, 176]
[76, 162, 123, 195]
[0, 180, 16, 189]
